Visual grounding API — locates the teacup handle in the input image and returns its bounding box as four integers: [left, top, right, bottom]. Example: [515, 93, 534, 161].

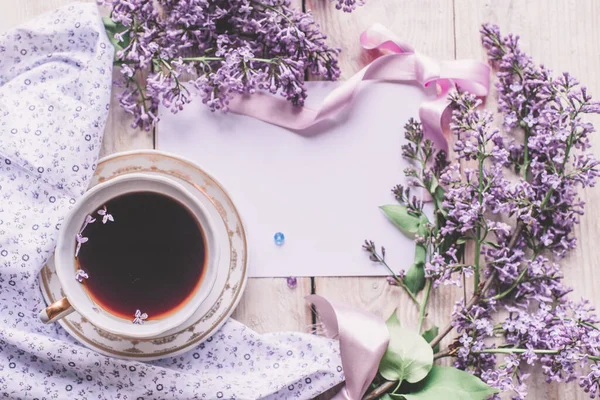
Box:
[39, 297, 75, 323]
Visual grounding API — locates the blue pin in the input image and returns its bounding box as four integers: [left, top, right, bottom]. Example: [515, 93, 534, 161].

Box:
[274, 232, 285, 246]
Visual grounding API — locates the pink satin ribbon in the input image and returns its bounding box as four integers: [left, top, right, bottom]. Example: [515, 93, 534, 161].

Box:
[228, 23, 490, 151]
[307, 295, 389, 400]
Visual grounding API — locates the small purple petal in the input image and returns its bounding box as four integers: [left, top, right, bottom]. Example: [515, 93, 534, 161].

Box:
[75, 242, 82, 257]
[386, 276, 399, 286]
[75, 269, 88, 283]
[132, 309, 148, 324]
[287, 276, 297, 289]
[76, 233, 88, 244]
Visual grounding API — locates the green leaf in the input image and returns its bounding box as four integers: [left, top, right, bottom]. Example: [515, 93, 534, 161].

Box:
[421, 326, 440, 353]
[414, 242, 427, 264]
[381, 395, 406, 400]
[417, 214, 430, 230]
[434, 185, 445, 201]
[404, 262, 425, 294]
[433, 186, 447, 217]
[404, 217, 428, 294]
[381, 395, 407, 400]
[400, 366, 499, 400]
[380, 205, 420, 236]
[379, 311, 433, 383]
[404, 245, 425, 293]
[429, 176, 439, 195]
[102, 16, 117, 31]
[483, 241, 502, 249]
[102, 17, 131, 55]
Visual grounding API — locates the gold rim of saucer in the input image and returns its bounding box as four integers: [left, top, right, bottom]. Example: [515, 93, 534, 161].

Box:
[40, 150, 248, 359]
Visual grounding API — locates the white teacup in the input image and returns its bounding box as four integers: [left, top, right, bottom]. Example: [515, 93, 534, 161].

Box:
[39, 173, 219, 338]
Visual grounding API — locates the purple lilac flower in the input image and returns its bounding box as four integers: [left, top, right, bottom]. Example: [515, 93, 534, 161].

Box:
[97, 205, 114, 224]
[581, 364, 600, 398]
[75, 269, 89, 283]
[75, 214, 97, 257]
[481, 357, 529, 400]
[133, 309, 148, 325]
[355, 22, 600, 399]
[455, 24, 600, 398]
[83, 214, 96, 228]
[332, 0, 365, 12]
[386, 269, 406, 286]
[451, 300, 497, 374]
[75, 233, 88, 258]
[445, 88, 599, 398]
[102, 0, 342, 130]
[443, 93, 513, 233]
[409, 24, 600, 400]
[286, 276, 297, 289]
[424, 250, 472, 289]
[508, 256, 571, 305]
[482, 23, 600, 259]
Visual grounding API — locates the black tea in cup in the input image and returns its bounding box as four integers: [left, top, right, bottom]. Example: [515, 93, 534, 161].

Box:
[77, 191, 207, 320]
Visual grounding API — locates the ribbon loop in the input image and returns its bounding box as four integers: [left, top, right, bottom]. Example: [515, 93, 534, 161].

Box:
[359, 23, 415, 53]
[228, 24, 490, 153]
[439, 59, 491, 95]
[307, 295, 389, 400]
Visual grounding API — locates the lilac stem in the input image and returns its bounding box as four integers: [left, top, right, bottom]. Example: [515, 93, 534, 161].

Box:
[371, 250, 421, 308]
[429, 224, 524, 350]
[473, 154, 485, 291]
[476, 348, 600, 362]
[522, 126, 531, 180]
[364, 381, 396, 400]
[417, 279, 432, 333]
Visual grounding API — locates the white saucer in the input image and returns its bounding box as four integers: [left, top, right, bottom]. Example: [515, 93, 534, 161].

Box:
[40, 150, 248, 360]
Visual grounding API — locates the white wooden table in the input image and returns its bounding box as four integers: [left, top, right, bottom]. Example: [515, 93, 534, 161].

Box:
[2, 1, 599, 398]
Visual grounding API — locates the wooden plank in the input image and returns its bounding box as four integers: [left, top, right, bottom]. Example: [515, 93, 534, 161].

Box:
[307, 0, 460, 346]
[232, 277, 313, 332]
[453, 1, 600, 399]
[306, 0, 456, 78]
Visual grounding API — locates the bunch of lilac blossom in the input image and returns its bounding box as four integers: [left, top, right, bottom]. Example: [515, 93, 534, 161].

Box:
[100, 0, 350, 130]
[364, 24, 600, 399]
[430, 87, 600, 399]
[332, 0, 364, 12]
